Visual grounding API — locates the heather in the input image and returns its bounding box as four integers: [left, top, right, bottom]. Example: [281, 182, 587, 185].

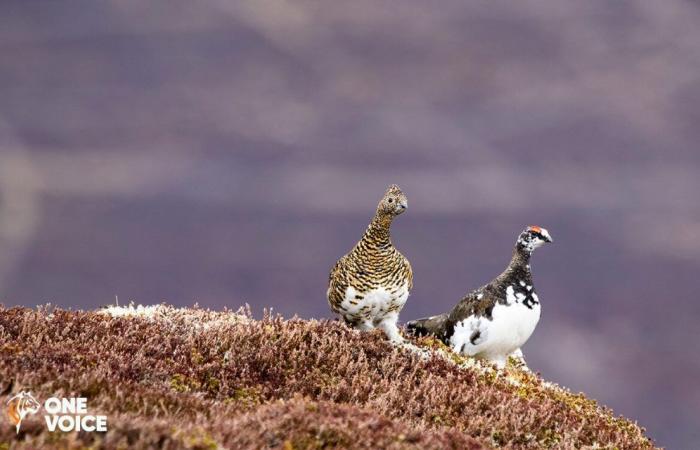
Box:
[0, 306, 655, 449]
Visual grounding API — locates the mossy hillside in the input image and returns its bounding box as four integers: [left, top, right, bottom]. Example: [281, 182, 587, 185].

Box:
[0, 305, 655, 449]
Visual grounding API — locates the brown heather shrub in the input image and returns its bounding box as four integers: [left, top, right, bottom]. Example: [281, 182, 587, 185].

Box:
[0, 305, 655, 449]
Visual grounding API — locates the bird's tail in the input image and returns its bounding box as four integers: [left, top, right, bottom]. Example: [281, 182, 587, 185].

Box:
[406, 314, 448, 338]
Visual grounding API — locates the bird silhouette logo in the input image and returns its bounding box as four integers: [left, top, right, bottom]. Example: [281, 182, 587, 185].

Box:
[6, 391, 41, 434]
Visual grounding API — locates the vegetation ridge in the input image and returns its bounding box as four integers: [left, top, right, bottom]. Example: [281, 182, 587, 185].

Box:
[0, 305, 655, 449]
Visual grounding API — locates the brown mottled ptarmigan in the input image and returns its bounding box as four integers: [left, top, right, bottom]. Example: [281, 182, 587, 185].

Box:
[327, 184, 413, 343]
[407, 226, 553, 368]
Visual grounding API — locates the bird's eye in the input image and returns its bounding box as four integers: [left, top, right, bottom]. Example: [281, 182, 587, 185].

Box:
[388, 198, 393, 203]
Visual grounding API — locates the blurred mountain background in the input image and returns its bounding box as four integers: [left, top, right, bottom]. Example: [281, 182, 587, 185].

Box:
[0, 1, 698, 447]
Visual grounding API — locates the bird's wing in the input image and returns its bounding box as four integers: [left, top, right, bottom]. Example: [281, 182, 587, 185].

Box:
[441, 288, 503, 355]
[405, 258, 413, 291]
[445, 287, 498, 334]
[327, 256, 350, 309]
[328, 257, 342, 284]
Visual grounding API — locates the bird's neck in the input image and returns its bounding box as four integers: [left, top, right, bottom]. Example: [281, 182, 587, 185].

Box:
[499, 247, 533, 283]
[362, 212, 393, 249]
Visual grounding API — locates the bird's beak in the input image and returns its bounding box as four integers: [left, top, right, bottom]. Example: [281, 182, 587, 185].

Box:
[393, 204, 407, 215]
[542, 230, 553, 243]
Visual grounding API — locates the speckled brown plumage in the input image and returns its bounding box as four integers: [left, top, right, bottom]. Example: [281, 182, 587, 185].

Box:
[327, 184, 412, 342]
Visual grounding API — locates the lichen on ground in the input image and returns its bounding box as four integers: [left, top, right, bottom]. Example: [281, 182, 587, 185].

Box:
[0, 305, 655, 449]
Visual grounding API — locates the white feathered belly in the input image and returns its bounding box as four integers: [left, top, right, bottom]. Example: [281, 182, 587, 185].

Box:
[339, 284, 409, 324]
[450, 301, 540, 361]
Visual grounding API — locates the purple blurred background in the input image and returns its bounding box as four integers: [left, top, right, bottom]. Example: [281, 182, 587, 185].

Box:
[1, 1, 699, 447]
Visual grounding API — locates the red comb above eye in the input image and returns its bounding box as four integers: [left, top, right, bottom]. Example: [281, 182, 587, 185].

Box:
[528, 225, 542, 233]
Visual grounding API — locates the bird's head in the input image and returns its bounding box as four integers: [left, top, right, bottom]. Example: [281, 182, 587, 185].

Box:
[516, 225, 553, 252]
[377, 184, 407, 217]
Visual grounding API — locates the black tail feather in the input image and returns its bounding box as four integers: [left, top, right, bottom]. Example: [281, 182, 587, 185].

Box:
[406, 313, 448, 338]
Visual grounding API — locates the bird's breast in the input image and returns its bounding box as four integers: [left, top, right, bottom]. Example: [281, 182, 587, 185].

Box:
[339, 282, 410, 321]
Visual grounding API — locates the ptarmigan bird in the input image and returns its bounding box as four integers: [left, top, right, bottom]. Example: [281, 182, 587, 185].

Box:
[407, 226, 553, 367]
[327, 184, 413, 343]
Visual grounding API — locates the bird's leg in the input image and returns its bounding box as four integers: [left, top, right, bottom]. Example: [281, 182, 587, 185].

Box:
[507, 348, 530, 371]
[354, 319, 374, 331]
[491, 355, 508, 370]
[377, 313, 404, 343]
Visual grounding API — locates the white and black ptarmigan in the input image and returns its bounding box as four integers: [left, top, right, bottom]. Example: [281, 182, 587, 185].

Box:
[407, 226, 553, 368]
[327, 184, 413, 343]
